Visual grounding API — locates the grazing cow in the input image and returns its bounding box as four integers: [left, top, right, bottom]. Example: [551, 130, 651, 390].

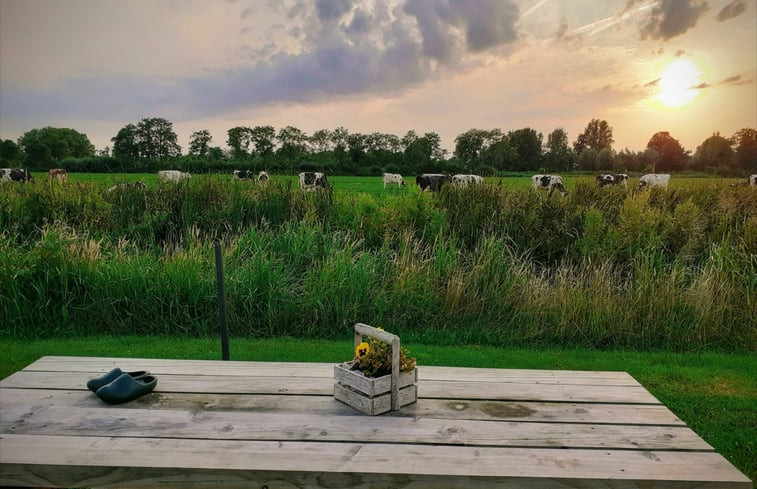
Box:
[382, 173, 405, 188]
[233, 170, 256, 180]
[452, 174, 484, 186]
[0, 168, 33, 182]
[639, 173, 670, 189]
[158, 170, 191, 183]
[258, 171, 270, 184]
[416, 174, 451, 192]
[107, 181, 147, 192]
[532, 174, 566, 195]
[298, 172, 331, 191]
[596, 173, 628, 188]
[750, 175, 757, 186]
[48, 168, 68, 182]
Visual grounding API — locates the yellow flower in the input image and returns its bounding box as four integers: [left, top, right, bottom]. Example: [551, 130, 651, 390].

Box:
[376, 327, 384, 331]
[355, 342, 370, 358]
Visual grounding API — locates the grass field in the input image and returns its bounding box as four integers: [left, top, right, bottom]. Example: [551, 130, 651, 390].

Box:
[1, 336, 754, 482]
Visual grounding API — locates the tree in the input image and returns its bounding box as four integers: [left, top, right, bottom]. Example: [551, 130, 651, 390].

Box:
[730, 128, 757, 174]
[19, 127, 95, 168]
[227, 126, 252, 159]
[111, 124, 140, 161]
[250, 125, 276, 158]
[692, 132, 733, 171]
[508, 127, 543, 171]
[404, 132, 443, 173]
[544, 128, 573, 171]
[646, 131, 687, 172]
[331, 127, 349, 169]
[454, 129, 488, 170]
[574, 119, 614, 153]
[189, 130, 213, 157]
[0, 139, 21, 166]
[136, 118, 181, 159]
[277, 126, 308, 171]
[310, 129, 333, 153]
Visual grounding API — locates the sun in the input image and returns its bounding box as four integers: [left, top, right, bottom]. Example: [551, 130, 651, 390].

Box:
[656, 59, 702, 108]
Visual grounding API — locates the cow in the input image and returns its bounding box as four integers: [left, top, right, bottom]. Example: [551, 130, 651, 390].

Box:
[416, 174, 451, 192]
[107, 181, 147, 192]
[750, 175, 757, 186]
[532, 174, 566, 195]
[452, 174, 484, 186]
[639, 173, 670, 189]
[158, 170, 191, 183]
[298, 172, 331, 191]
[258, 171, 270, 184]
[596, 173, 628, 188]
[233, 170, 256, 180]
[382, 173, 406, 188]
[0, 168, 33, 183]
[48, 169, 68, 182]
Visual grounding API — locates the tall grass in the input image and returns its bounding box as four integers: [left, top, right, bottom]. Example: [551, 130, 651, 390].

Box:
[0, 179, 754, 350]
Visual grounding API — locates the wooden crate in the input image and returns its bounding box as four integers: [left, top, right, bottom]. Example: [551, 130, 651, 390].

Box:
[333, 323, 418, 415]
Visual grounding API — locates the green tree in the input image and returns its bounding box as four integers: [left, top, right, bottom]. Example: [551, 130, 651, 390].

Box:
[454, 129, 488, 170]
[19, 127, 94, 168]
[331, 127, 349, 170]
[0, 139, 21, 166]
[136, 118, 181, 159]
[189, 130, 213, 157]
[730, 128, 757, 174]
[574, 119, 614, 153]
[111, 124, 140, 161]
[277, 126, 308, 172]
[250, 125, 276, 158]
[227, 126, 252, 160]
[692, 132, 733, 171]
[577, 148, 599, 171]
[310, 129, 333, 153]
[508, 127, 543, 171]
[646, 131, 687, 172]
[544, 128, 573, 171]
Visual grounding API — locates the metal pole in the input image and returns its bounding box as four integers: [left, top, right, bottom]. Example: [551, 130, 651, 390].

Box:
[214, 241, 230, 361]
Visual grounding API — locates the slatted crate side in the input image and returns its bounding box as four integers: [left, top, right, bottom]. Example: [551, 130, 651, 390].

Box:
[333, 363, 417, 397]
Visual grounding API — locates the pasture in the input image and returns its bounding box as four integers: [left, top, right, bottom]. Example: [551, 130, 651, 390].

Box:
[1, 173, 754, 350]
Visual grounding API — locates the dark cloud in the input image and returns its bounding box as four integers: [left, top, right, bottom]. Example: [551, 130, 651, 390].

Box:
[717, 0, 747, 21]
[315, 0, 353, 23]
[644, 78, 660, 88]
[693, 82, 709, 89]
[403, 0, 456, 61]
[640, 0, 709, 41]
[343, 8, 373, 37]
[722, 75, 742, 84]
[674, 49, 686, 57]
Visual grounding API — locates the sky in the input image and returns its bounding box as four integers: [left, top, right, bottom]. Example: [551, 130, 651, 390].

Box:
[1, 0, 755, 155]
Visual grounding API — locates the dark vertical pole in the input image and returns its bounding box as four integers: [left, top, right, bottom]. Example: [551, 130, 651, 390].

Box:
[214, 241, 230, 361]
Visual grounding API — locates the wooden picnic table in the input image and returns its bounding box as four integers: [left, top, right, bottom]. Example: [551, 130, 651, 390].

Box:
[0, 356, 751, 488]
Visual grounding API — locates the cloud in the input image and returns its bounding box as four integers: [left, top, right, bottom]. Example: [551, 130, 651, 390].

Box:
[674, 49, 686, 57]
[716, 0, 747, 21]
[644, 78, 660, 88]
[640, 0, 709, 41]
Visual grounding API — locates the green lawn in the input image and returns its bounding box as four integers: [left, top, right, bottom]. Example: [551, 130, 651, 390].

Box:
[2, 336, 755, 482]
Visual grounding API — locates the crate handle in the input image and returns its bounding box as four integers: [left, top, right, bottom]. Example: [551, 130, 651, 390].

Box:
[353, 323, 400, 411]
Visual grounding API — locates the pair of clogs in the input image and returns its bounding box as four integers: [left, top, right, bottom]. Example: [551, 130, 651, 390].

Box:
[86, 367, 158, 404]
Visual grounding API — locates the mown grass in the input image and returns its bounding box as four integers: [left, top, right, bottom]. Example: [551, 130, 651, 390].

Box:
[1, 336, 754, 482]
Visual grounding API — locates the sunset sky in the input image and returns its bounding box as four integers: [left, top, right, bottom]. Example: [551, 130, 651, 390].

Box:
[1, 0, 755, 154]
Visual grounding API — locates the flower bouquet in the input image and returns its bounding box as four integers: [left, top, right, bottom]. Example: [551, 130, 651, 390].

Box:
[333, 323, 418, 415]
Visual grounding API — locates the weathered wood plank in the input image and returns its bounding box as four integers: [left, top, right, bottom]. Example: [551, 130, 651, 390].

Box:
[0, 404, 711, 450]
[0, 388, 686, 425]
[1, 371, 660, 403]
[1, 435, 751, 487]
[22, 356, 640, 385]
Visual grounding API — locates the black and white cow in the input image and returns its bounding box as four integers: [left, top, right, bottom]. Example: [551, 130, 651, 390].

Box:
[298, 172, 331, 191]
[48, 168, 68, 182]
[107, 181, 147, 192]
[596, 174, 628, 188]
[639, 173, 670, 189]
[233, 170, 256, 180]
[452, 174, 484, 186]
[749, 175, 756, 186]
[382, 173, 405, 188]
[158, 170, 191, 183]
[0, 168, 33, 182]
[416, 174, 451, 192]
[258, 171, 270, 183]
[532, 174, 566, 195]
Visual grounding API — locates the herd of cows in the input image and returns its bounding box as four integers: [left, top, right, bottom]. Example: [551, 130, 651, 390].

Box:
[2, 168, 756, 193]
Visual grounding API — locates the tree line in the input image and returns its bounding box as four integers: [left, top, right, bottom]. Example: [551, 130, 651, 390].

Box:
[1, 118, 755, 176]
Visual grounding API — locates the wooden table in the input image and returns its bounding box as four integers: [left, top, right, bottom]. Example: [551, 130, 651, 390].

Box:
[0, 356, 751, 488]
